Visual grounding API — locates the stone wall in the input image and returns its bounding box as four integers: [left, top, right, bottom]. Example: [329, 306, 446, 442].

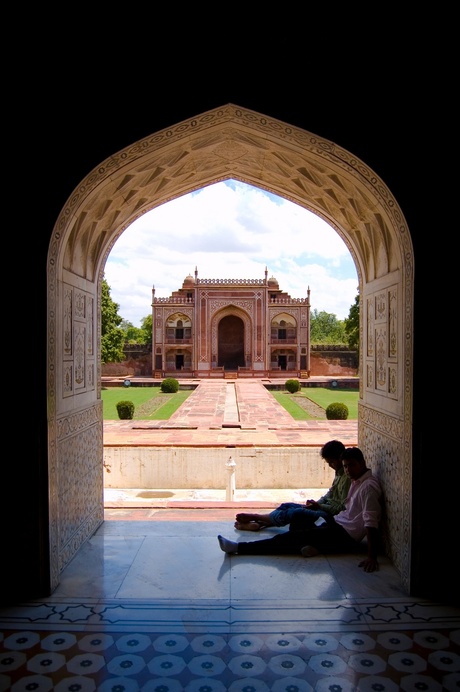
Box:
[103, 446, 336, 490]
[309, 349, 358, 376]
[101, 348, 358, 378]
[101, 354, 151, 376]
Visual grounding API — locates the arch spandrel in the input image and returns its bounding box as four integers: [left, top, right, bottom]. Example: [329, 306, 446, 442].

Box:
[56, 106, 406, 286]
[48, 104, 414, 595]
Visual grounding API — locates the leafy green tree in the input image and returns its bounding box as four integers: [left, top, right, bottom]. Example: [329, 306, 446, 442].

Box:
[120, 315, 152, 345]
[101, 277, 125, 363]
[310, 310, 346, 344]
[120, 319, 144, 344]
[344, 294, 360, 352]
[139, 314, 152, 345]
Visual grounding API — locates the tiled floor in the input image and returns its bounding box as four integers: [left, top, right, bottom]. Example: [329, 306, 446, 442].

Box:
[2, 380, 459, 690]
[2, 508, 459, 691]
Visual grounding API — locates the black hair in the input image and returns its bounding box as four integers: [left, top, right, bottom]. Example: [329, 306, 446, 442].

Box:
[340, 447, 366, 466]
[320, 439, 346, 459]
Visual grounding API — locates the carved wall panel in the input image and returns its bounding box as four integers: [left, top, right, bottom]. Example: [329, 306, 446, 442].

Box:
[365, 284, 399, 401]
[360, 406, 410, 592]
[63, 283, 96, 399]
[50, 403, 103, 589]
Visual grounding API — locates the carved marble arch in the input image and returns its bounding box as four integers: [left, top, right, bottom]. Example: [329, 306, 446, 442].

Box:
[47, 104, 414, 595]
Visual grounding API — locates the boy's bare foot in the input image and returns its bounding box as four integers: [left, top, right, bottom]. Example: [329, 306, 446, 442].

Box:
[235, 513, 259, 523]
[218, 535, 238, 553]
[234, 521, 262, 531]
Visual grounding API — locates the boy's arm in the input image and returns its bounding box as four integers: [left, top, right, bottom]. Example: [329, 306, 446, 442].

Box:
[358, 527, 380, 572]
[317, 474, 351, 514]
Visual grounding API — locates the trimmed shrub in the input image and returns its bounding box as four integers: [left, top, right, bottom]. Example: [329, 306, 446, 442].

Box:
[285, 378, 300, 394]
[326, 402, 349, 420]
[116, 400, 135, 419]
[161, 377, 180, 393]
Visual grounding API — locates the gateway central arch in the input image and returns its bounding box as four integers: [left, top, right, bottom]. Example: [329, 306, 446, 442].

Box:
[48, 105, 413, 593]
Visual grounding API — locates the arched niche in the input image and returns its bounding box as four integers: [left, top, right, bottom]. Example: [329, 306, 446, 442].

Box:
[48, 104, 413, 593]
[166, 313, 192, 329]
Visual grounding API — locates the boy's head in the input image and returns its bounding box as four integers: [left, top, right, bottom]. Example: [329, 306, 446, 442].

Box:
[340, 447, 367, 480]
[320, 440, 346, 471]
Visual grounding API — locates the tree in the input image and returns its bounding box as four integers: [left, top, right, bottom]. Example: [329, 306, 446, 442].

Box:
[101, 277, 125, 363]
[344, 294, 360, 352]
[120, 315, 152, 345]
[310, 310, 346, 344]
[120, 319, 144, 344]
[139, 314, 152, 346]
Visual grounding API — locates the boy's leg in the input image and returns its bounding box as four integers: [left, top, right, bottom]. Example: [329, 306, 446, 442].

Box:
[290, 522, 358, 554]
[236, 503, 304, 528]
[236, 529, 315, 555]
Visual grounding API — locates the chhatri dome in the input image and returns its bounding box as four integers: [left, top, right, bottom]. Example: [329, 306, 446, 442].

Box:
[183, 273, 195, 286]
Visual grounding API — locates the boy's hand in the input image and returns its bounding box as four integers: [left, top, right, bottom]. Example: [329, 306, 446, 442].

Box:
[358, 558, 379, 573]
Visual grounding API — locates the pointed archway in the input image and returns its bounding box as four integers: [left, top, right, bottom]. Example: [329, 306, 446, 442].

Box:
[218, 315, 245, 370]
[47, 105, 413, 593]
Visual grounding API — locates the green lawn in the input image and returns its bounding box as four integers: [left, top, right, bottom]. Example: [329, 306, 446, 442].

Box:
[101, 387, 192, 420]
[272, 387, 359, 420]
[302, 387, 358, 419]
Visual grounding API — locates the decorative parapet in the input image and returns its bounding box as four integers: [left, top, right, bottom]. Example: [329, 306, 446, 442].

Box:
[270, 298, 309, 304]
[153, 297, 194, 304]
[196, 278, 265, 285]
[153, 295, 309, 304]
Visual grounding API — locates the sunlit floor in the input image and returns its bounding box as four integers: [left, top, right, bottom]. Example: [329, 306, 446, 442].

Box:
[1, 507, 460, 691]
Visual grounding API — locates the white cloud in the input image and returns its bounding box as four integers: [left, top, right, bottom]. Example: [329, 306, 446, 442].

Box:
[104, 180, 358, 326]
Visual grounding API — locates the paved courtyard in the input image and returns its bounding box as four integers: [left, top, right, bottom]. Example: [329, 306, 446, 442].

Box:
[103, 377, 359, 448]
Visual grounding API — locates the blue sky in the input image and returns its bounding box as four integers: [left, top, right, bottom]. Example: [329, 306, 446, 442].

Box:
[104, 180, 358, 327]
